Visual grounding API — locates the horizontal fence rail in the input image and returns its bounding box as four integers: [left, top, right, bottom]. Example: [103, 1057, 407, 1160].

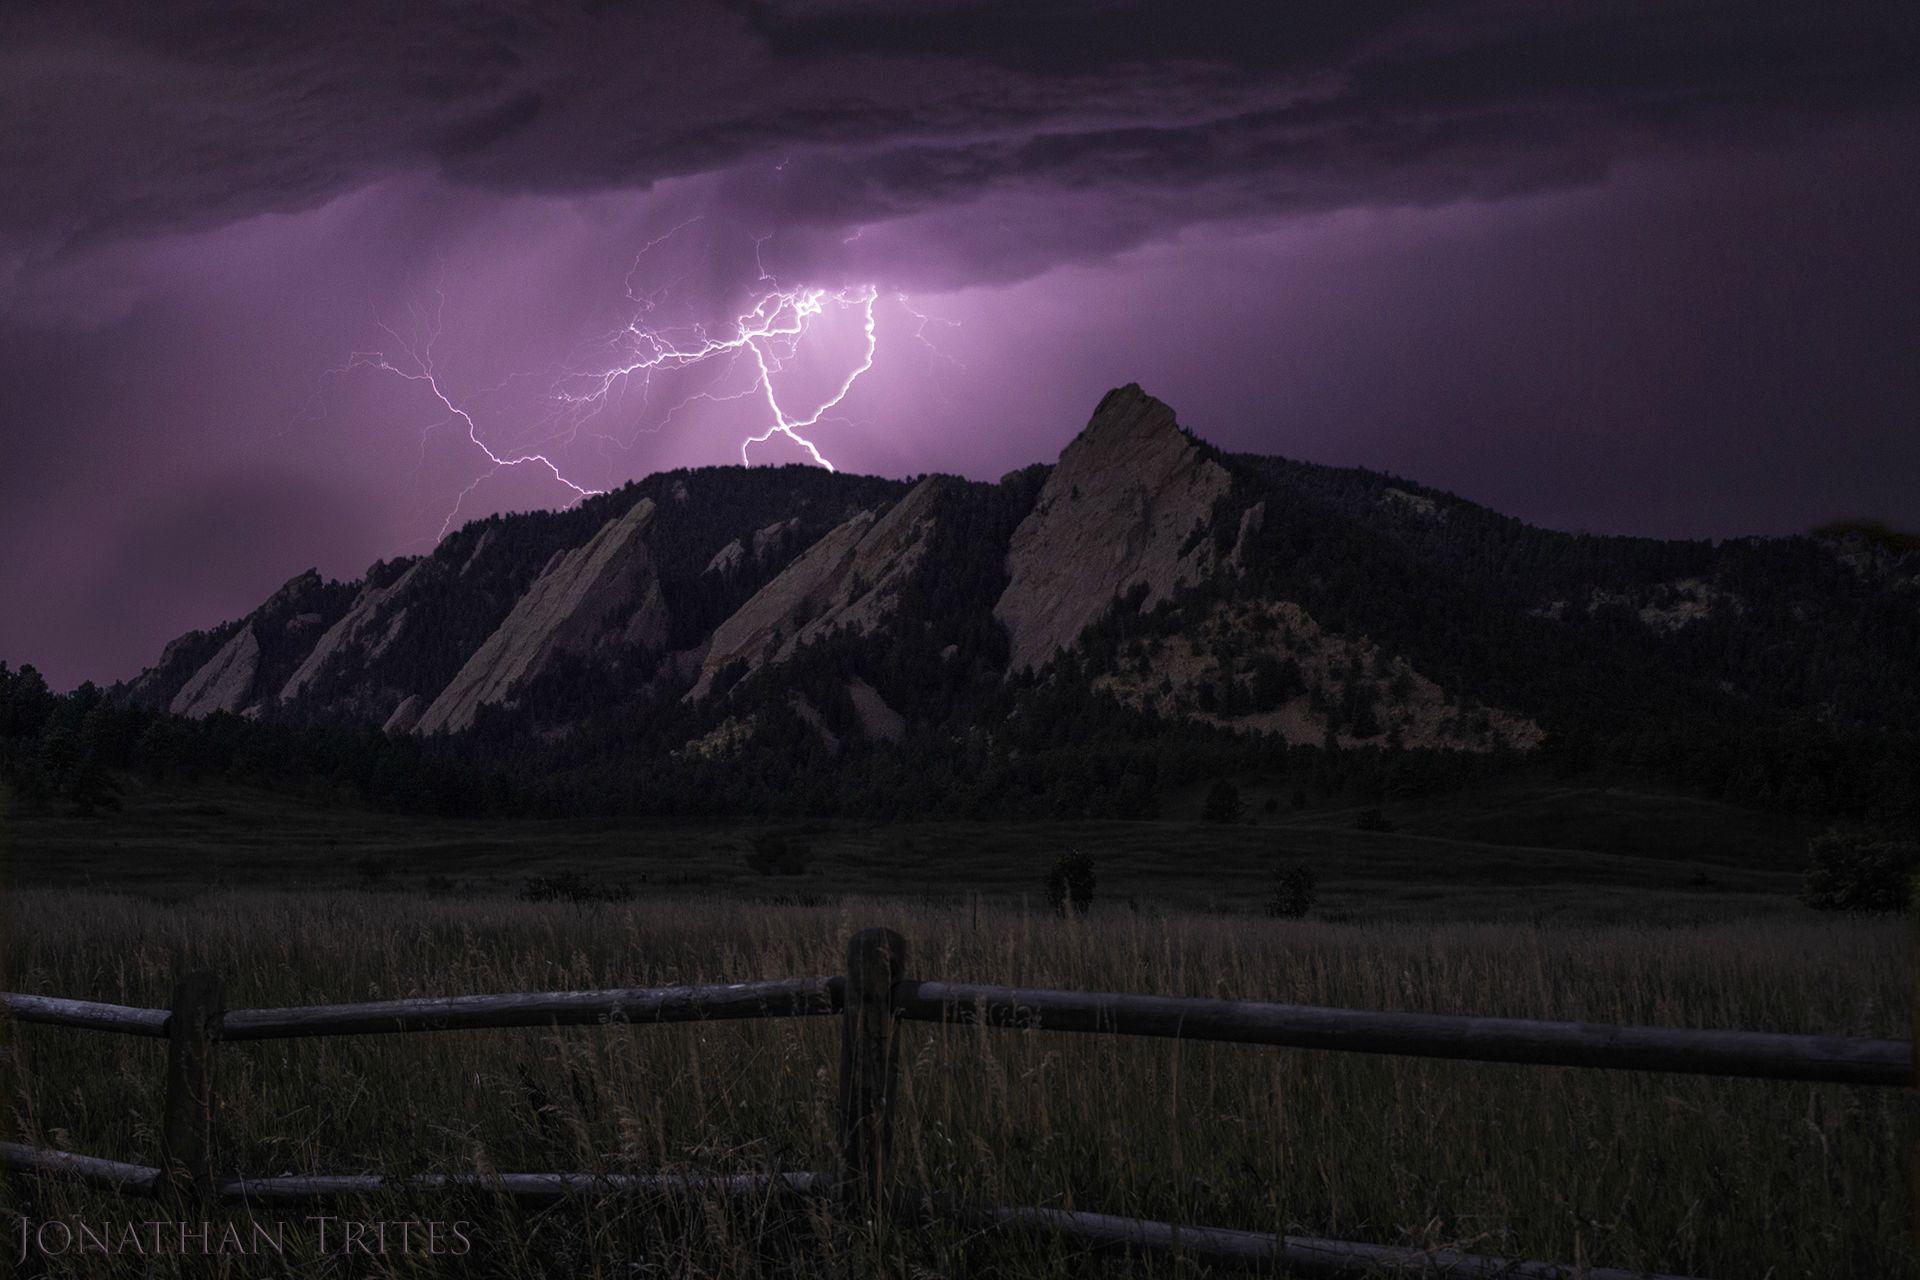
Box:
[896, 981, 1914, 1087]
[919, 1195, 1705, 1280]
[2, 980, 843, 1042]
[6, 981, 1905, 1086]
[1, 992, 171, 1038]
[4, 924, 1910, 1279]
[2, 1141, 1699, 1279]
[219, 977, 842, 1040]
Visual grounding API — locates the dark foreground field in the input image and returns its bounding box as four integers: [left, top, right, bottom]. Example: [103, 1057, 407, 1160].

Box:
[0, 780, 1909, 1277]
[1, 772, 1823, 922]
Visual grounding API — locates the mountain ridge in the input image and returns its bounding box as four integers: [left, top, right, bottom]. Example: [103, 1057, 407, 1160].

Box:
[94, 383, 1918, 825]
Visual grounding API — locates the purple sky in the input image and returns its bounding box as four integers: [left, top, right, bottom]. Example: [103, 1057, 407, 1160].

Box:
[2, 3, 1916, 690]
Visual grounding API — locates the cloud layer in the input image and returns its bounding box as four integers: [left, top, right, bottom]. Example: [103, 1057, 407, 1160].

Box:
[5, 3, 1914, 294]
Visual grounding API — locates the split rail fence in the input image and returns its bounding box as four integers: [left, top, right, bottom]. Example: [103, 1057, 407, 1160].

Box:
[1, 927, 1910, 1278]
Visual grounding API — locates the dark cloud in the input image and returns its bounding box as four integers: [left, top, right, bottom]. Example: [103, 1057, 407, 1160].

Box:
[2, 2, 1912, 288]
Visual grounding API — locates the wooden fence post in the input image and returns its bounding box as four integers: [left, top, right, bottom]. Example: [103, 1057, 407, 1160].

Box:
[161, 971, 223, 1206]
[838, 928, 907, 1217]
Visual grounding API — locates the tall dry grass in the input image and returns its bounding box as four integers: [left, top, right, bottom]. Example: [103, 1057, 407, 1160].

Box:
[0, 889, 1909, 1277]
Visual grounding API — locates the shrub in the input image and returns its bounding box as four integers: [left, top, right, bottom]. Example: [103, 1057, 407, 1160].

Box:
[352, 856, 392, 887]
[1265, 862, 1318, 918]
[744, 833, 814, 877]
[1354, 807, 1396, 833]
[1044, 848, 1096, 917]
[1201, 780, 1242, 823]
[519, 871, 633, 904]
[1801, 831, 1919, 913]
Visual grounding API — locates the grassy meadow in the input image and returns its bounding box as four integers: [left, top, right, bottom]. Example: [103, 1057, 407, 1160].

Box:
[0, 772, 1822, 922]
[0, 879, 1910, 1277]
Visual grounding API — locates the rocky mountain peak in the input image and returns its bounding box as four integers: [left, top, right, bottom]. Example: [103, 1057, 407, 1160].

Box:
[994, 384, 1232, 672]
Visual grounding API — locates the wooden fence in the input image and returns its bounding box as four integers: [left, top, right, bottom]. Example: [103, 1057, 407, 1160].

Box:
[1, 926, 1909, 1278]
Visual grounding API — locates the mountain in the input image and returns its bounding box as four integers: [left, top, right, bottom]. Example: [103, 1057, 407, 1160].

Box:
[79, 384, 1920, 823]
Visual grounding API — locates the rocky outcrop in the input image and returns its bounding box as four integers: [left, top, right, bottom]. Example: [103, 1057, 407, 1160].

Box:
[753, 517, 801, 563]
[382, 694, 424, 734]
[847, 677, 905, 742]
[126, 630, 211, 705]
[1228, 501, 1266, 572]
[788, 696, 841, 755]
[1635, 578, 1740, 631]
[1381, 487, 1442, 519]
[687, 479, 943, 700]
[1572, 579, 1742, 632]
[703, 519, 797, 578]
[169, 625, 261, 718]
[278, 561, 424, 703]
[1095, 598, 1544, 752]
[414, 497, 668, 734]
[996, 384, 1231, 672]
[458, 527, 497, 577]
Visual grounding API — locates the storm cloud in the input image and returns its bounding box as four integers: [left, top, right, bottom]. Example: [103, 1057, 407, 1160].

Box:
[4, 3, 1913, 289]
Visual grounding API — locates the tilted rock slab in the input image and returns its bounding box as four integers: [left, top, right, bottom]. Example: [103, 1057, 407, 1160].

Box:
[847, 676, 906, 742]
[996, 384, 1231, 672]
[382, 693, 424, 734]
[705, 539, 746, 576]
[414, 497, 668, 734]
[278, 560, 425, 703]
[687, 478, 942, 700]
[169, 625, 261, 718]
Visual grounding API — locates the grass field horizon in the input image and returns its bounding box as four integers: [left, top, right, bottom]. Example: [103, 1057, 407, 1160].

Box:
[1, 768, 1830, 924]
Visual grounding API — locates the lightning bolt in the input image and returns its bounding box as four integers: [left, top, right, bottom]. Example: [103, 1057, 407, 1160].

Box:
[329, 272, 601, 541]
[550, 226, 887, 471]
[323, 226, 921, 542]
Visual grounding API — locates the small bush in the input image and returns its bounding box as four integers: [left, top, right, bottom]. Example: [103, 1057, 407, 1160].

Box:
[519, 871, 634, 904]
[1265, 862, 1318, 918]
[744, 833, 814, 877]
[1354, 807, 1396, 833]
[1801, 832, 1919, 913]
[1202, 780, 1242, 823]
[1044, 848, 1096, 917]
[352, 856, 392, 887]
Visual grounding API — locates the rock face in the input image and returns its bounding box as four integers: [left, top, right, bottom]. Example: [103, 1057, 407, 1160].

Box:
[688, 478, 943, 700]
[1094, 598, 1544, 752]
[705, 539, 746, 576]
[752, 518, 800, 563]
[458, 527, 497, 576]
[126, 630, 208, 705]
[996, 384, 1231, 672]
[382, 694, 424, 734]
[847, 677, 905, 742]
[1228, 501, 1266, 572]
[170, 625, 261, 717]
[414, 497, 668, 734]
[278, 561, 424, 703]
